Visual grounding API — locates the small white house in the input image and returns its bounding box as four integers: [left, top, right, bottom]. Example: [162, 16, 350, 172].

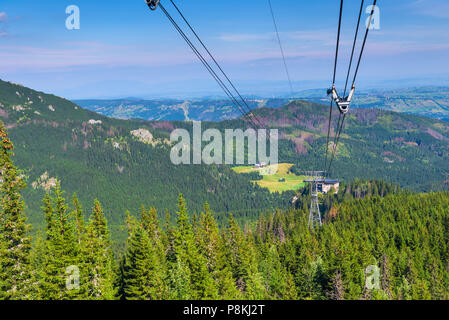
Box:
[254, 162, 267, 169]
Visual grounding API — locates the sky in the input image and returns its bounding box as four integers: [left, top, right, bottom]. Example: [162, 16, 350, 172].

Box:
[1, 0, 449, 99]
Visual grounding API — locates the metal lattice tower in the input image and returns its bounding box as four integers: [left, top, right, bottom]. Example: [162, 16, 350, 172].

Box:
[304, 171, 325, 229]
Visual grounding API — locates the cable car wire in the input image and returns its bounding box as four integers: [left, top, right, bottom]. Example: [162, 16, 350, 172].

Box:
[352, 0, 377, 88]
[324, 0, 344, 173]
[166, 1, 262, 129]
[146, 0, 378, 167]
[343, 0, 364, 97]
[327, 0, 363, 176]
[326, 0, 377, 177]
[268, 0, 294, 97]
[151, 1, 261, 129]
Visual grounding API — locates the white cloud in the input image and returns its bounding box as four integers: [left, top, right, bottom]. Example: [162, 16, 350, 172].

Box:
[0, 12, 8, 22]
[217, 33, 272, 42]
[411, 0, 449, 19]
[288, 30, 334, 42]
[0, 42, 200, 72]
[217, 30, 334, 44]
[0, 12, 8, 37]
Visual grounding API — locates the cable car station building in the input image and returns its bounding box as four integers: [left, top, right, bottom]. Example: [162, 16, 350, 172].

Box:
[315, 179, 340, 194]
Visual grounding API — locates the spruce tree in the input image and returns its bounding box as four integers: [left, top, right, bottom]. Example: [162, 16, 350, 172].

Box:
[139, 206, 170, 299]
[171, 194, 217, 299]
[84, 199, 115, 299]
[168, 258, 192, 300]
[224, 214, 265, 299]
[71, 193, 85, 245]
[30, 231, 46, 299]
[0, 122, 33, 299]
[260, 245, 297, 299]
[197, 203, 240, 299]
[38, 183, 80, 300]
[120, 208, 168, 300]
[120, 223, 154, 299]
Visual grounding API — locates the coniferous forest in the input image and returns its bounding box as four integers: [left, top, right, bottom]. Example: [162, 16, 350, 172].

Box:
[2, 122, 449, 300]
[3, 0, 449, 307]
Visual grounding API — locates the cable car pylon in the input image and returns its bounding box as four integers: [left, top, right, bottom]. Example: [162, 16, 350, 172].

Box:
[304, 171, 325, 229]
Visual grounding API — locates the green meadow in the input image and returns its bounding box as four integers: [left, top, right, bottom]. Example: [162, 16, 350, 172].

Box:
[233, 163, 306, 193]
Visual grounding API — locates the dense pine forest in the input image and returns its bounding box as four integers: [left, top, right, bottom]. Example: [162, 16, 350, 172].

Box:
[2, 0, 449, 304]
[2, 121, 449, 300]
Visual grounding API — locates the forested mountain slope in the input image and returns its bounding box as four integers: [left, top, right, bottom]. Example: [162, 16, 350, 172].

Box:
[248, 101, 449, 191]
[0, 79, 291, 241]
[1, 79, 449, 241]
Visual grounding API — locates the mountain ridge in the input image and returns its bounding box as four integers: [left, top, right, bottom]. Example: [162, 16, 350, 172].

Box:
[73, 86, 449, 123]
[0, 79, 292, 241]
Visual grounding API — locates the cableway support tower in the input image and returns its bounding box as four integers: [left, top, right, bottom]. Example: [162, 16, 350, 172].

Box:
[304, 171, 325, 229]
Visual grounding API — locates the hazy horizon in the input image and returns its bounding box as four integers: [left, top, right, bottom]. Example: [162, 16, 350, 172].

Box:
[2, 0, 449, 99]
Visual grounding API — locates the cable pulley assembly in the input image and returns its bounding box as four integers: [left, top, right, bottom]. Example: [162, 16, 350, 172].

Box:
[146, 0, 160, 11]
[328, 84, 355, 115]
[324, 0, 377, 177]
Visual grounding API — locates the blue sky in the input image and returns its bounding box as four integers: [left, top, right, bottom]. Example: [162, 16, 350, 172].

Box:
[1, 0, 449, 99]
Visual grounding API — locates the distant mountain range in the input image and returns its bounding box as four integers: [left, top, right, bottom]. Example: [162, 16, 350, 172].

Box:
[307, 86, 449, 123]
[73, 98, 292, 122]
[74, 86, 449, 123]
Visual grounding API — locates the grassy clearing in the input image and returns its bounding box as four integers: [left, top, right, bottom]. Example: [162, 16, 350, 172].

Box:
[232, 163, 306, 193]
